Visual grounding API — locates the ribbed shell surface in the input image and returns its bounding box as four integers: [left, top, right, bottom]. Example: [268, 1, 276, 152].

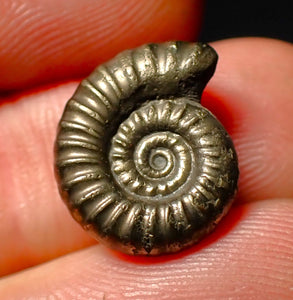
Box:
[55, 42, 239, 255]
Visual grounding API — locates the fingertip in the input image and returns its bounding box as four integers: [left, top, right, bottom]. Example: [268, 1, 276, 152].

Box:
[0, 0, 203, 91]
[204, 38, 293, 202]
[1, 199, 292, 299]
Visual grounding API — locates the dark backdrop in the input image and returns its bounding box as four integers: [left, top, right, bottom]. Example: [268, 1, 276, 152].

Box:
[200, 0, 293, 43]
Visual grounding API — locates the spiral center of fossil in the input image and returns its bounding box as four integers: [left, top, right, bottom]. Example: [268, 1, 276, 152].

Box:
[149, 149, 169, 171]
[108, 100, 204, 200]
[134, 133, 178, 180]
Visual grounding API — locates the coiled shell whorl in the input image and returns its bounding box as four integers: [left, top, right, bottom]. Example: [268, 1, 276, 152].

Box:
[55, 42, 239, 256]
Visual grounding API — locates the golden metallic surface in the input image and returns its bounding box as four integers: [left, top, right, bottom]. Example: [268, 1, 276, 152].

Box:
[55, 42, 239, 255]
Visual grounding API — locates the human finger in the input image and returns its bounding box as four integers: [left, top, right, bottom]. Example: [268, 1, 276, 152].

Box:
[0, 0, 202, 91]
[205, 37, 293, 202]
[0, 38, 292, 276]
[1, 199, 292, 299]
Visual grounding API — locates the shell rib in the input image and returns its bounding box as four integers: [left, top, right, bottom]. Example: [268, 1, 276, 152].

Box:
[55, 42, 239, 255]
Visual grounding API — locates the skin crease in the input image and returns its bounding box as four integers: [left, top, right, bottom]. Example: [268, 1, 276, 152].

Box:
[0, 0, 202, 91]
[0, 1, 293, 299]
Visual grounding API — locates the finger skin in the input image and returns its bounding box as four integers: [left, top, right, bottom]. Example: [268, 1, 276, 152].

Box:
[0, 83, 97, 276]
[204, 38, 293, 202]
[0, 38, 293, 276]
[1, 199, 292, 299]
[0, 0, 202, 91]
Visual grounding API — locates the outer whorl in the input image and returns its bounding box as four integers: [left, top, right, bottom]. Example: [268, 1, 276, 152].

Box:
[55, 42, 239, 255]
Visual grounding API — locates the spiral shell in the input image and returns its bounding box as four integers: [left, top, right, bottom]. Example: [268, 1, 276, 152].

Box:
[55, 42, 239, 255]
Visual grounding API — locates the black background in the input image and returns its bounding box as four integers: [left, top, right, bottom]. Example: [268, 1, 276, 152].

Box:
[200, 0, 293, 43]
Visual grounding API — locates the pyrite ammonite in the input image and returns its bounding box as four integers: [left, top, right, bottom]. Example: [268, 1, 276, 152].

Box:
[55, 42, 239, 255]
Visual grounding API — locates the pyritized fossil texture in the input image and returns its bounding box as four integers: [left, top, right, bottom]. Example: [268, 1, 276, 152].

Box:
[55, 42, 239, 255]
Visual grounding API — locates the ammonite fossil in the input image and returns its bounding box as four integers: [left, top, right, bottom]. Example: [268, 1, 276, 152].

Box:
[55, 42, 239, 256]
